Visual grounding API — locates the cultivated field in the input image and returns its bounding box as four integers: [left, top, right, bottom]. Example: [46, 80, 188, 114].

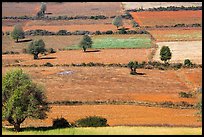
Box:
[130, 10, 202, 27]
[148, 28, 202, 42]
[153, 41, 202, 64]
[2, 67, 201, 103]
[122, 2, 202, 10]
[2, 2, 122, 17]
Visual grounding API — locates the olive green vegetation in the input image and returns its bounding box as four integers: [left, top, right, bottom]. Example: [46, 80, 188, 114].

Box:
[64, 35, 152, 50]
[2, 126, 202, 135]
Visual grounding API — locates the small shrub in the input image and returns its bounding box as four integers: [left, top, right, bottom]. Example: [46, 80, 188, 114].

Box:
[52, 117, 71, 128]
[22, 48, 27, 53]
[48, 48, 56, 53]
[43, 62, 54, 67]
[95, 30, 101, 35]
[184, 59, 193, 67]
[106, 30, 113, 34]
[75, 116, 108, 127]
[87, 62, 95, 67]
[179, 92, 193, 98]
[5, 31, 10, 35]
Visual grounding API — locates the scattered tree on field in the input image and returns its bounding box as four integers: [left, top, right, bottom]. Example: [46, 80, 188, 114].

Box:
[128, 61, 139, 75]
[79, 35, 93, 52]
[2, 69, 50, 132]
[11, 24, 25, 43]
[131, 20, 139, 28]
[28, 39, 46, 59]
[112, 16, 123, 29]
[40, 2, 47, 14]
[160, 46, 172, 64]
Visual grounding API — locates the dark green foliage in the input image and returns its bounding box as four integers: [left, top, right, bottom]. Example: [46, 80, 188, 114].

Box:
[105, 30, 113, 34]
[2, 69, 49, 132]
[79, 35, 93, 52]
[57, 30, 68, 35]
[11, 24, 25, 43]
[128, 61, 138, 75]
[28, 39, 46, 59]
[160, 46, 172, 64]
[75, 116, 108, 127]
[118, 27, 127, 34]
[179, 92, 193, 98]
[132, 20, 139, 28]
[47, 48, 56, 53]
[112, 16, 123, 29]
[43, 62, 54, 67]
[52, 117, 71, 128]
[40, 2, 46, 14]
[184, 59, 193, 67]
[95, 31, 101, 35]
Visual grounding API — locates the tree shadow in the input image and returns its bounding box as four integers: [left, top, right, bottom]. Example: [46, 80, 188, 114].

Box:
[136, 72, 146, 75]
[18, 39, 32, 43]
[40, 57, 57, 60]
[85, 50, 100, 53]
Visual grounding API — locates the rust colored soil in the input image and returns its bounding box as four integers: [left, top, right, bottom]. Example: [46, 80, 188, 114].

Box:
[2, 67, 202, 103]
[148, 28, 202, 42]
[19, 105, 201, 127]
[2, 49, 152, 65]
[130, 10, 202, 27]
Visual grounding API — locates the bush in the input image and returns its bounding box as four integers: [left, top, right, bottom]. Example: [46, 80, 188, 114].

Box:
[43, 62, 54, 67]
[47, 48, 56, 53]
[22, 48, 27, 53]
[184, 59, 193, 67]
[52, 117, 71, 128]
[95, 30, 101, 35]
[75, 116, 108, 127]
[118, 28, 127, 34]
[105, 30, 113, 34]
[179, 92, 193, 98]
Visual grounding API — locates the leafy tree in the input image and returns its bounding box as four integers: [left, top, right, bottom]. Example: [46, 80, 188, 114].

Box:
[160, 46, 172, 64]
[2, 69, 49, 132]
[112, 16, 123, 29]
[28, 39, 46, 59]
[79, 35, 93, 52]
[132, 20, 139, 28]
[128, 61, 138, 75]
[40, 2, 47, 14]
[11, 24, 25, 43]
[184, 59, 193, 67]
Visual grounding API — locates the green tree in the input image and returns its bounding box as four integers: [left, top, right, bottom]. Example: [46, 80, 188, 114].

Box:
[2, 69, 49, 132]
[112, 16, 123, 29]
[11, 24, 25, 43]
[28, 39, 46, 59]
[128, 61, 138, 75]
[132, 20, 139, 28]
[160, 46, 172, 64]
[40, 2, 47, 14]
[79, 35, 93, 52]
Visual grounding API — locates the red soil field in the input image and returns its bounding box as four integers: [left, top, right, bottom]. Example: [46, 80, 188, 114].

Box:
[130, 10, 202, 27]
[2, 67, 202, 104]
[19, 105, 201, 127]
[2, 49, 152, 65]
[148, 28, 202, 42]
[2, 2, 122, 17]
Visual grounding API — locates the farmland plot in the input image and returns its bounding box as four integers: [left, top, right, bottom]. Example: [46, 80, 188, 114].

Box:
[153, 41, 202, 64]
[130, 10, 202, 27]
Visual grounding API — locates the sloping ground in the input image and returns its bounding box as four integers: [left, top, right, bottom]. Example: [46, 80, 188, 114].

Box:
[2, 67, 202, 103]
[148, 28, 202, 42]
[153, 41, 202, 64]
[20, 105, 201, 127]
[130, 10, 202, 27]
[122, 2, 202, 10]
[2, 49, 152, 65]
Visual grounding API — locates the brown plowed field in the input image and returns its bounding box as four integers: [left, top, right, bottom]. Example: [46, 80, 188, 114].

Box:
[2, 67, 202, 103]
[148, 28, 202, 42]
[20, 105, 201, 127]
[130, 10, 202, 27]
[2, 2, 121, 17]
[2, 49, 152, 65]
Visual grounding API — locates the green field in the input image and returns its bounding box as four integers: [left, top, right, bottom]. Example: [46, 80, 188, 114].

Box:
[2, 126, 202, 135]
[64, 34, 152, 50]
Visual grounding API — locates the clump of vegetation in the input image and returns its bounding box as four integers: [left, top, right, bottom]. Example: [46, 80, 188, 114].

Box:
[52, 117, 71, 128]
[79, 35, 93, 52]
[128, 61, 139, 75]
[184, 59, 193, 67]
[75, 116, 108, 127]
[179, 92, 193, 98]
[2, 69, 50, 132]
[132, 20, 139, 28]
[160, 46, 172, 64]
[28, 39, 46, 59]
[43, 62, 54, 67]
[112, 16, 123, 29]
[47, 48, 56, 53]
[11, 24, 25, 43]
